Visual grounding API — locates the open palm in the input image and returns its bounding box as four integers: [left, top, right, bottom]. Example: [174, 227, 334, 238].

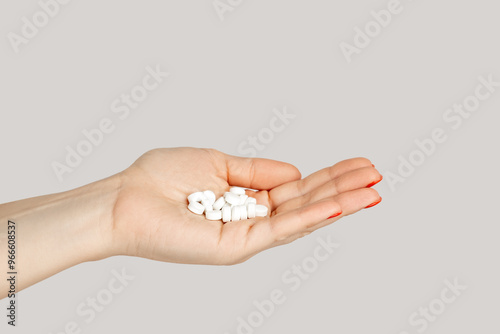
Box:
[111, 148, 382, 265]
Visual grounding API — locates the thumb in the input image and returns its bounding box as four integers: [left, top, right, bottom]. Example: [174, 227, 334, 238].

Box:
[223, 153, 301, 190]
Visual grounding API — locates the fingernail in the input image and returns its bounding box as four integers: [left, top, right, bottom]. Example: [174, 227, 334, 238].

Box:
[365, 198, 382, 208]
[327, 211, 342, 219]
[366, 175, 383, 188]
[371, 164, 375, 167]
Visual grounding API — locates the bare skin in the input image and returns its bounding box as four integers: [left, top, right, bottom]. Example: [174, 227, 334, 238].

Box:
[0, 147, 382, 299]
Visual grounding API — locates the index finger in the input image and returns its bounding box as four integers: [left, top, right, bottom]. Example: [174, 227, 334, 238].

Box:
[269, 157, 373, 207]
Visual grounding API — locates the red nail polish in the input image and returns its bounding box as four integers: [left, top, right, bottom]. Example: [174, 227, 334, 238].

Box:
[365, 198, 382, 208]
[327, 211, 342, 219]
[366, 175, 383, 188]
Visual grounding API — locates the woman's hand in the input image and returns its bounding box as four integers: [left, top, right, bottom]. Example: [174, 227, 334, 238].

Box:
[0, 147, 382, 297]
[110, 148, 382, 265]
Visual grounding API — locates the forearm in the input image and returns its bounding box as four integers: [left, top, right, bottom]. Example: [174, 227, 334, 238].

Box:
[0, 176, 121, 299]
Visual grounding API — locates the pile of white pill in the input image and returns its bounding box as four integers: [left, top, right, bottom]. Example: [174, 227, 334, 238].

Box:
[187, 186, 268, 223]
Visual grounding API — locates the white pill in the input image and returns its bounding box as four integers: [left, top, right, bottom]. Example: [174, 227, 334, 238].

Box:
[203, 203, 213, 212]
[188, 202, 205, 215]
[239, 194, 248, 205]
[230, 186, 246, 195]
[247, 203, 256, 218]
[187, 192, 204, 203]
[203, 190, 216, 205]
[231, 206, 241, 221]
[206, 210, 222, 221]
[225, 192, 240, 206]
[212, 197, 226, 210]
[244, 197, 257, 205]
[255, 204, 268, 217]
[239, 205, 248, 220]
[222, 206, 231, 223]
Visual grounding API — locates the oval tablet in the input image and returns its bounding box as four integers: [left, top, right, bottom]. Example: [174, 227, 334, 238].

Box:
[203, 190, 216, 205]
[187, 192, 205, 203]
[206, 210, 222, 221]
[239, 205, 248, 220]
[247, 203, 256, 218]
[212, 197, 226, 210]
[231, 206, 241, 221]
[222, 206, 231, 223]
[244, 197, 257, 205]
[188, 202, 205, 215]
[238, 194, 248, 205]
[255, 204, 268, 217]
[230, 187, 246, 195]
[225, 192, 240, 206]
[203, 203, 213, 212]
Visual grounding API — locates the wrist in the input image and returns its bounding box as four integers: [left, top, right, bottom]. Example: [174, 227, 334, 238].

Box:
[71, 174, 123, 262]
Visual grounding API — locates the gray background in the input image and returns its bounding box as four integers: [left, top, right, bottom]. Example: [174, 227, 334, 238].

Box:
[1, 0, 499, 333]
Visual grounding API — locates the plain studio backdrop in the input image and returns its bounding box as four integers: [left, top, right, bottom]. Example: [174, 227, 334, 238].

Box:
[0, 0, 499, 333]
